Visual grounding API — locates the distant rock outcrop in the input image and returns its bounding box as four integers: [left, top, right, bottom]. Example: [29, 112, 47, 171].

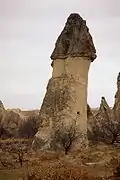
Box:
[0, 101, 22, 138]
[96, 96, 112, 121]
[0, 100, 5, 120]
[0, 102, 40, 138]
[0, 100, 5, 110]
[113, 72, 120, 121]
[1, 110, 21, 138]
[87, 97, 113, 143]
[7, 108, 39, 120]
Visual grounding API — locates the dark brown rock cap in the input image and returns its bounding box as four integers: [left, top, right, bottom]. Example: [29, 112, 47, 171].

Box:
[51, 13, 97, 62]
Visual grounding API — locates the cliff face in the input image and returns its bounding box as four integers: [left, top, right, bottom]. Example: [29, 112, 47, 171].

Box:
[34, 13, 96, 151]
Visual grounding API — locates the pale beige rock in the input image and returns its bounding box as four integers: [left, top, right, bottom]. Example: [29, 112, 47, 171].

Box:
[87, 104, 95, 134]
[33, 13, 97, 151]
[1, 111, 21, 137]
[94, 97, 112, 124]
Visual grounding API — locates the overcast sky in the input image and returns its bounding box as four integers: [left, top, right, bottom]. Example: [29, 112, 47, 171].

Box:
[0, 0, 120, 110]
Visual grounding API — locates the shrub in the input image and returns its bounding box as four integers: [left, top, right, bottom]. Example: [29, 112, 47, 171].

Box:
[53, 124, 77, 154]
[27, 160, 102, 180]
[19, 116, 39, 138]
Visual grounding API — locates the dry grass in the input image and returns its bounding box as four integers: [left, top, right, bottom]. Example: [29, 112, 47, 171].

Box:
[28, 159, 103, 180]
[0, 140, 120, 179]
[26, 146, 118, 179]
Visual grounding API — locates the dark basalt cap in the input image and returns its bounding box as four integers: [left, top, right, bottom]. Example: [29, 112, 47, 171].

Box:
[51, 13, 97, 61]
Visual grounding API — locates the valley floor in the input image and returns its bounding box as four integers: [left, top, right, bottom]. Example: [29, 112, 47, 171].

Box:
[0, 139, 120, 179]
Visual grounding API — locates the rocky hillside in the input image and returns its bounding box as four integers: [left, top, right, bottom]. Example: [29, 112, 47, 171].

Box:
[0, 102, 39, 139]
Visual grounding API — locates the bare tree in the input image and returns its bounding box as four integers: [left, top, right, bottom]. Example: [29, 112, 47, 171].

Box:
[10, 146, 27, 167]
[0, 141, 29, 168]
[54, 125, 77, 154]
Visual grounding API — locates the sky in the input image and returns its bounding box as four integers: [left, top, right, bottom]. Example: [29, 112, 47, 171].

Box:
[0, 0, 120, 110]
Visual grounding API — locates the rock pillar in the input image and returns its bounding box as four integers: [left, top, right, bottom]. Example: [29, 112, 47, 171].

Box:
[34, 13, 97, 151]
[113, 72, 120, 121]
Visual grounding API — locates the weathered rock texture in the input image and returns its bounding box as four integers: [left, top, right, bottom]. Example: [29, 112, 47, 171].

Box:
[0, 101, 5, 120]
[113, 72, 120, 121]
[51, 13, 96, 61]
[0, 101, 22, 138]
[1, 111, 21, 137]
[91, 97, 112, 127]
[87, 104, 96, 135]
[97, 97, 112, 121]
[87, 97, 113, 143]
[34, 13, 97, 151]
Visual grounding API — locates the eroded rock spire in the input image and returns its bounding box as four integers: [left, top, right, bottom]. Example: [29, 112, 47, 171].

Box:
[113, 72, 120, 121]
[33, 13, 97, 152]
[99, 97, 111, 114]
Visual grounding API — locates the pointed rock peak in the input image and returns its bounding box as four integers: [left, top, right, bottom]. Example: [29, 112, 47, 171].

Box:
[87, 104, 93, 118]
[0, 100, 5, 110]
[117, 72, 120, 89]
[51, 13, 97, 61]
[113, 72, 120, 114]
[117, 72, 120, 79]
[99, 96, 110, 112]
[101, 96, 106, 102]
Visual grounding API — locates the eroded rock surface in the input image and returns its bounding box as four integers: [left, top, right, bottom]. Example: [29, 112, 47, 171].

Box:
[87, 104, 96, 135]
[98, 97, 111, 120]
[113, 72, 120, 121]
[51, 13, 96, 61]
[0, 100, 5, 120]
[87, 97, 112, 143]
[34, 13, 96, 151]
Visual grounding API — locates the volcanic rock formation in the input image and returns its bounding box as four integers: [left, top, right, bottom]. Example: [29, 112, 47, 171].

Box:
[34, 13, 97, 151]
[0, 100, 5, 120]
[99, 97, 111, 119]
[87, 97, 113, 143]
[87, 104, 95, 135]
[51, 14, 96, 61]
[113, 72, 120, 121]
[1, 111, 21, 137]
[0, 101, 22, 138]
[93, 97, 112, 125]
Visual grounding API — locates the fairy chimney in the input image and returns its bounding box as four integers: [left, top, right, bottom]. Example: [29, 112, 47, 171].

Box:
[113, 72, 120, 121]
[34, 13, 97, 151]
